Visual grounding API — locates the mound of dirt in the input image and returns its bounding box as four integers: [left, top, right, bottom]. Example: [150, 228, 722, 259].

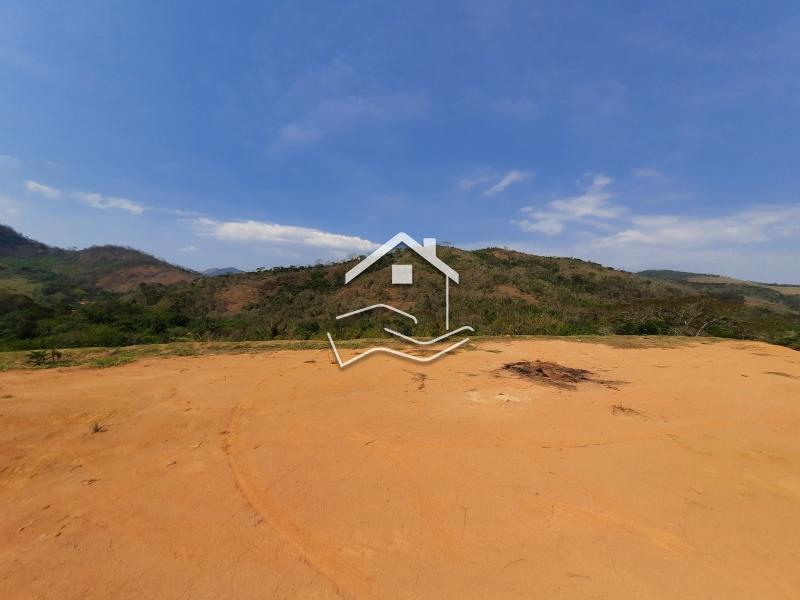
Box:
[502, 360, 620, 389]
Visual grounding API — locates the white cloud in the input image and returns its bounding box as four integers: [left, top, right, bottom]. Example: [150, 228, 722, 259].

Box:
[76, 192, 145, 215]
[520, 218, 564, 235]
[484, 169, 531, 196]
[26, 179, 145, 214]
[507, 172, 800, 281]
[179, 245, 198, 252]
[594, 205, 800, 248]
[549, 176, 618, 218]
[161, 207, 204, 218]
[457, 170, 494, 192]
[516, 174, 800, 259]
[193, 218, 378, 252]
[26, 180, 63, 200]
[516, 174, 621, 234]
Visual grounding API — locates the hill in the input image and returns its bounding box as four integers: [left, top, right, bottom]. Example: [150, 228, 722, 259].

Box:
[0, 224, 198, 299]
[170, 247, 798, 347]
[0, 225, 797, 351]
[0, 224, 199, 346]
[0, 224, 51, 257]
[638, 269, 800, 313]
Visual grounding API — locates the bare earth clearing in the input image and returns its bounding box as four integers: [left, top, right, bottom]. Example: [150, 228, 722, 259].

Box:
[1, 338, 800, 599]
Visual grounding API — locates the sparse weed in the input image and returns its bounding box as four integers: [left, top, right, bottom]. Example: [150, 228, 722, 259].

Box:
[172, 347, 199, 357]
[26, 348, 63, 367]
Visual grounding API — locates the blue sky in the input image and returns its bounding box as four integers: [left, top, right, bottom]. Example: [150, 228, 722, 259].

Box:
[1, 1, 798, 282]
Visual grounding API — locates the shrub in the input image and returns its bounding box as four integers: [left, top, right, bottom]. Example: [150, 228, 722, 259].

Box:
[26, 348, 62, 367]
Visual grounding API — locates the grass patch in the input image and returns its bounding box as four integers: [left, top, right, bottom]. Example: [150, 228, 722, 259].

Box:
[474, 334, 712, 349]
[0, 335, 768, 373]
[172, 346, 199, 357]
[90, 351, 136, 368]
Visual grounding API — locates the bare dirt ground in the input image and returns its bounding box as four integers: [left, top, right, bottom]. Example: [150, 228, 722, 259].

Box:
[1, 338, 800, 599]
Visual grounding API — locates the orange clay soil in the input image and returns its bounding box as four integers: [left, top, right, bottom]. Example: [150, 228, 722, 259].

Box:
[1, 338, 800, 599]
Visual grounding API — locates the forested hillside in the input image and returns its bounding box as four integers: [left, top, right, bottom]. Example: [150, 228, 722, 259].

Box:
[0, 225, 798, 351]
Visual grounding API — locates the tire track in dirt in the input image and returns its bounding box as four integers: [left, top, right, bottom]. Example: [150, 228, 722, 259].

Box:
[224, 396, 369, 600]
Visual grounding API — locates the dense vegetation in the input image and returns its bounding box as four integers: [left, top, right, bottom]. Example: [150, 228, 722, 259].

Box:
[0, 225, 798, 351]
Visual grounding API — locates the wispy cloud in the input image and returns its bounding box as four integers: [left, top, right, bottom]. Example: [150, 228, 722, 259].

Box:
[193, 218, 378, 252]
[26, 180, 144, 214]
[593, 205, 800, 248]
[76, 192, 145, 215]
[26, 180, 62, 200]
[515, 216, 565, 235]
[484, 170, 531, 196]
[514, 172, 800, 281]
[457, 170, 494, 192]
[515, 174, 621, 234]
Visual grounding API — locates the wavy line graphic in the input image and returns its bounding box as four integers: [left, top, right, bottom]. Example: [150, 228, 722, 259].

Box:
[382, 326, 475, 345]
[335, 304, 418, 324]
[327, 333, 470, 369]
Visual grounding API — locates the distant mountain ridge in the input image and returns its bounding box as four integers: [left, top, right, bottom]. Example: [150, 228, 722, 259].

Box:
[0, 224, 198, 296]
[0, 224, 797, 351]
[638, 269, 800, 313]
[202, 267, 244, 277]
[638, 269, 800, 289]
